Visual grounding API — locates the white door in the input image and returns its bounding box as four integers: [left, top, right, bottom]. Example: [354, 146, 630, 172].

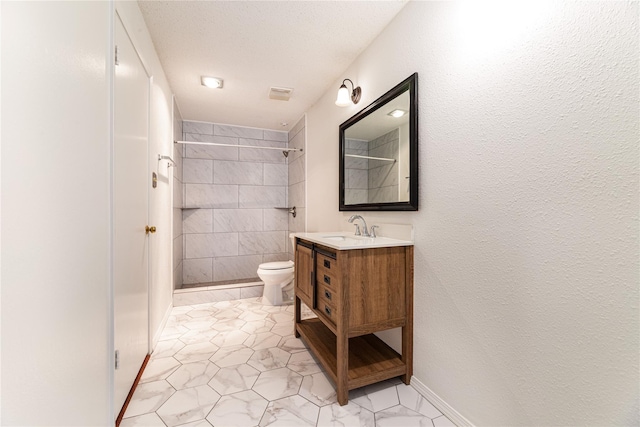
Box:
[114, 13, 150, 415]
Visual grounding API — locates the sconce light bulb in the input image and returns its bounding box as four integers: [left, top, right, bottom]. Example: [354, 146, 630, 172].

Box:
[335, 84, 351, 107]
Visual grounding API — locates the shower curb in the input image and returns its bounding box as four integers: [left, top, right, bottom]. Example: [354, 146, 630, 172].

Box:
[173, 281, 265, 306]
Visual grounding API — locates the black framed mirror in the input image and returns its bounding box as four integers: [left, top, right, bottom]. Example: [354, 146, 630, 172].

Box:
[339, 73, 418, 211]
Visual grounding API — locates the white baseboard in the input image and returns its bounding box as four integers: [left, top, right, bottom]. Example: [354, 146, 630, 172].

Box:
[151, 303, 173, 351]
[411, 376, 474, 427]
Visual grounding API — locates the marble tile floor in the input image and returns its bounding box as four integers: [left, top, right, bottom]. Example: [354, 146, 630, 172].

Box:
[122, 297, 456, 427]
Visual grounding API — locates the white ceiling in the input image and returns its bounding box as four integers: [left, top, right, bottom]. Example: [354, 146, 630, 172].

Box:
[137, 1, 407, 131]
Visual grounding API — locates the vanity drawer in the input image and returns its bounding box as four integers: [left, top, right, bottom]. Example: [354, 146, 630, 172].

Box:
[316, 269, 339, 290]
[317, 282, 338, 327]
[315, 254, 340, 288]
[317, 283, 339, 307]
[316, 252, 339, 272]
[317, 300, 337, 326]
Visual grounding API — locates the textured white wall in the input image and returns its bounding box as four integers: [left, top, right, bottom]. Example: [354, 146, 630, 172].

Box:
[306, 2, 639, 425]
[1, 2, 112, 424]
[116, 1, 175, 350]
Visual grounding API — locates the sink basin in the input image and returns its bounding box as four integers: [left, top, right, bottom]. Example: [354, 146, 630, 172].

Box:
[292, 232, 413, 250]
[321, 235, 349, 241]
[321, 235, 374, 243]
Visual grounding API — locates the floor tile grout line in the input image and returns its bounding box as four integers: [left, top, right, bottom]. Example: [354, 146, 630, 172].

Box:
[128, 296, 440, 426]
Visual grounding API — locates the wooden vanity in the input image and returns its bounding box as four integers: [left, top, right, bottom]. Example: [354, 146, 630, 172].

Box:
[293, 234, 414, 405]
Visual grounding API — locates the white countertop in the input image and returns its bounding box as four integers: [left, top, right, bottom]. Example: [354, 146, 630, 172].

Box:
[292, 232, 414, 251]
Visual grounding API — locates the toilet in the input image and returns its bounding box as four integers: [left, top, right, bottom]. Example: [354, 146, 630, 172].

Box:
[257, 260, 295, 305]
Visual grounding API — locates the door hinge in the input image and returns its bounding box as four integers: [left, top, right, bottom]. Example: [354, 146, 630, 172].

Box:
[115, 45, 119, 66]
[115, 350, 120, 369]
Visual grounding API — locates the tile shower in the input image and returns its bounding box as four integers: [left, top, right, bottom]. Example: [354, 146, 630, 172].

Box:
[176, 117, 306, 290]
[344, 127, 403, 205]
[172, 102, 184, 288]
[287, 116, 306, 257]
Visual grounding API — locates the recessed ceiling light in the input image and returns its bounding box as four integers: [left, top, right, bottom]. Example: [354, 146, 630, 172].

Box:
[387, 109, 407, 118]
[201, 76, 223, 89]
[280, 122, 289, 127]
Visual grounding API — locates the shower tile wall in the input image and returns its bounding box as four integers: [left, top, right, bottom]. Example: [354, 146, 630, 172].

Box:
[344, 128, 399, 205]
[344, 138, 369, 205]
[172, 102, 184, 289]
[181, 121, 290, 285]
[287, 116, 306, 258]
[368, 128, 399, 203]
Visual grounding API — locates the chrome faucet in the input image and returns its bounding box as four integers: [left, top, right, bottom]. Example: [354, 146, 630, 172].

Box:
[348, 215, 369, 237]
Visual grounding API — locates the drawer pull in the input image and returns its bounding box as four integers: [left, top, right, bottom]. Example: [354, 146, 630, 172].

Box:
[324, 306, 332, 316]
[324, 259, 331, 269]
[323, 275, 331, 285]
[324, 290, 332, 300]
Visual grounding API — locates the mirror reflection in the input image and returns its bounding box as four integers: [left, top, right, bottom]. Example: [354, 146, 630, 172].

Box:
[343, 91, 410, 205]
[339, 73, 417, 211]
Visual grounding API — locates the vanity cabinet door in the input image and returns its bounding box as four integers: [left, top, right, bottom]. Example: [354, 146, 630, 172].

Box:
[294, 242, 314, 308]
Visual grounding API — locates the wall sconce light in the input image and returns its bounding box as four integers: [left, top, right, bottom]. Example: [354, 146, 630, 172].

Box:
[335, 78, 361, 107]
[201, 76, 224, 89]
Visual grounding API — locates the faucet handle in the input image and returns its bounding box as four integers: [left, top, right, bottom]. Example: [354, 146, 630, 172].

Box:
[353, 224, 361, 236]
[370, 225, 379, 238]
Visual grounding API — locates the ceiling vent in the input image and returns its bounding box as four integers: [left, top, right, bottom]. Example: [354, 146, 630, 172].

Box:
[269, 86, 293, 101]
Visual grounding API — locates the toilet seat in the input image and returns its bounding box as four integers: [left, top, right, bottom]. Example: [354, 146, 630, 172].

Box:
[258, 260, 294, 271]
